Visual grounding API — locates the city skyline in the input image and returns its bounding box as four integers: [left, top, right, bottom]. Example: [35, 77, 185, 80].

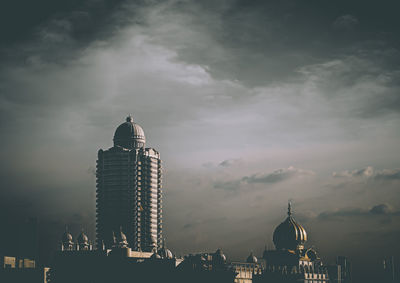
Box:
[1, 1, 400, 282]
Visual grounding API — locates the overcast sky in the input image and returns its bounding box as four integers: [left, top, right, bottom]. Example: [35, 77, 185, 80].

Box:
[1, 1, 400, 281]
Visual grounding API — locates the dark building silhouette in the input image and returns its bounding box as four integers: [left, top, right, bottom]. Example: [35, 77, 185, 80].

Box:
[51, 202, 359, 283]
[176, 249, 237, 283]
[52, 231, 237, 283]
[96, 116, 162, 251]
[326, 257, 352, 283]
[382, 256, 399, 283]
[337, 256, 352, 283]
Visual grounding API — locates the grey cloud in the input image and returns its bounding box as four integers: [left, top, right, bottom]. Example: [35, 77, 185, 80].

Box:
[332, 14, 359, 31]
[332, 166, 374, 178]
[0, 0, 127, 45]
[242, 167, 314, 184]
[374, 168, 400, 181]
[146, 0, 400, 89]
[318, 208, 365, 220]
[297, 54, 400, 119]
[182, 217, 228, 231]
[369, 204, 393, 215]
[332, 166, 400, 181]
[183, 223, 193, 229]
[318, 203, 398, 220]
[213, 166, 314, 191]
[213, 180, 242, 191]
[219, 158, 242, 167]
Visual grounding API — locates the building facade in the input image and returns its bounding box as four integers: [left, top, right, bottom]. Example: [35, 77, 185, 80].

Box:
[96, 116, 162, 252]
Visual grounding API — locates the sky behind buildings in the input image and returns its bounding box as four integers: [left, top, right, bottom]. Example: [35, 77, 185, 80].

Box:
[1, 1, 400, 282]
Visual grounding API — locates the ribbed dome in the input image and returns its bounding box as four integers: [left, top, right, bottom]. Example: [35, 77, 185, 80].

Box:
[273, 203, 307, 251]
[113, 116, 146, 149]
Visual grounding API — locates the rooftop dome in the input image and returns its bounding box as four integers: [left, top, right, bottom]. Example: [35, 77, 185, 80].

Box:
[246, 252, 258, 264]
[213, 248, 226, 264]
[158, 239, 173, 259]
[273, 202, 307, 251]
[77, 231, 89, 244]
[116, 228, 128, 248]
[158, 247, 173, 259]
[113, 116, 145, 149]
[62, 227, 73, 244]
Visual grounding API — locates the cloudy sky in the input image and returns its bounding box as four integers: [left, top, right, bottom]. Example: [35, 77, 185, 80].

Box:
[1, 0, 400, 281]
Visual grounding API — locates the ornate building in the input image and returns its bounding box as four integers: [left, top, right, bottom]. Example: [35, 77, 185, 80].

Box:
[96, 116, 162, 252]
[254, 203, 330, 283]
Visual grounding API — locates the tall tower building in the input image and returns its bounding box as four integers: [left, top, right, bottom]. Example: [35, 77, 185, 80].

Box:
[96, 116, 162, 252]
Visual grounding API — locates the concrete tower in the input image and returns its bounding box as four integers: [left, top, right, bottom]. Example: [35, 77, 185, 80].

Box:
[96, 116, 162, 252]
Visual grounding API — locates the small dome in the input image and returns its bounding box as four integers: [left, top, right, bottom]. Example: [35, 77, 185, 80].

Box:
[273, 202, 307, 251]
[116, 228, 128, 247]
[62, 230, 73, 244]
[113, 116, 146, 149]
[77, 231, 89, 244]
[246, 252, 258, 263]
[118, 231, 127, 242]
[158, 247, 173, 259]
[213, 248, 226, 264]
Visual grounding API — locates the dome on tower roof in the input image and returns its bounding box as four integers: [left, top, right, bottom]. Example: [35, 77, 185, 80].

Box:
[272, 202, 307, 251]
[113, 116, 145, 149]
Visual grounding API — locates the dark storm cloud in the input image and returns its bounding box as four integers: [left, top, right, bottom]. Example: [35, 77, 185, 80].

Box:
[152, 0, 400, 88]
[0, 0, 127, 45]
